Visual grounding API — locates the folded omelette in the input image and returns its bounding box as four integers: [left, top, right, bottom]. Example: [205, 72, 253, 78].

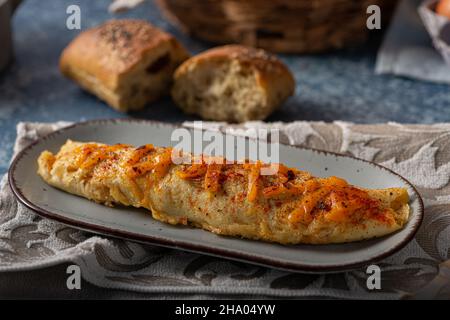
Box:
[37, 140, 410, 244]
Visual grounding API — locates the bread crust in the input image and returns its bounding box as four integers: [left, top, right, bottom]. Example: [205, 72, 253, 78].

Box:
[172, 45, 295, 122]
[175, 45, 294, 87]
[60, 19, 190, 111]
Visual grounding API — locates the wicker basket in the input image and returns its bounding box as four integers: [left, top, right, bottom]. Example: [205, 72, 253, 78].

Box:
[156, 0, 397, 53]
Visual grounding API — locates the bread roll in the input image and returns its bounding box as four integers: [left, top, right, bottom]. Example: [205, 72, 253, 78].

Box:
[171, 45, 295, 122]
[60, 19, 190, 112]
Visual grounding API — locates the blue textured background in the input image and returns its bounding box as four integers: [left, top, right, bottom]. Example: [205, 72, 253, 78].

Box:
[1, 0, 449, 175]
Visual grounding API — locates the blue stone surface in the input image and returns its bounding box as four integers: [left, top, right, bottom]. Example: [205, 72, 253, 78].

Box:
[1, 0, 449, 175]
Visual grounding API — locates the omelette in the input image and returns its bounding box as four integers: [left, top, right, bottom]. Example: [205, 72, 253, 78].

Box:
[37, 140, 410, 244]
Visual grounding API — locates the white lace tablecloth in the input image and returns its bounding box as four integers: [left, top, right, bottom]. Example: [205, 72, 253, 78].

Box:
[1, 121, 449, 299]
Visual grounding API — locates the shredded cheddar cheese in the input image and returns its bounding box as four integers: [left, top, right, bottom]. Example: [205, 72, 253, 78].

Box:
[288, 187, 332, 224]
[177, 163, 207, 179]
[204, 163, 223, 193]
[153, 148, 173, 179]
[244, 161, 262, 202]
[127, 144, 154, 165]
[78, 144, 129, 169]
[262, 178, 318, 199]
[262, 184, 289, 198]
[126, 147, 173, 180]
[288, 177, 384, 225]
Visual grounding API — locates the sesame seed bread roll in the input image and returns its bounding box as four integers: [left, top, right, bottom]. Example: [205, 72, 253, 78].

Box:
[60, 19, 190, 112]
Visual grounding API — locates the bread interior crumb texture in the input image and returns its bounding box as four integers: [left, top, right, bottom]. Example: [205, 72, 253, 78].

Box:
[172, 59, 269, 122]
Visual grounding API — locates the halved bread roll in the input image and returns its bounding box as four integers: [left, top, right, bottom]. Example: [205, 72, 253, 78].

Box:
[60, 19, 190, 112]
[171, 45, 295, 122]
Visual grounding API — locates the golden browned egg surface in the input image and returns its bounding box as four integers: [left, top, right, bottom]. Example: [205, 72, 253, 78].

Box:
[37, 140, 410, 244]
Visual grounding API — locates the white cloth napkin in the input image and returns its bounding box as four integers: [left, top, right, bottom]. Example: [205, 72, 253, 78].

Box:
[1, 121, 450, 299]
[376, 0, 450, 83]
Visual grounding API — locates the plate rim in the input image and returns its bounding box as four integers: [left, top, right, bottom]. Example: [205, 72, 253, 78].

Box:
[7, 118, 425, 273]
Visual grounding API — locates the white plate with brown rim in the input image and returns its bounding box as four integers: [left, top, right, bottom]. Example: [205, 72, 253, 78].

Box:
[8, 119, 424, 273]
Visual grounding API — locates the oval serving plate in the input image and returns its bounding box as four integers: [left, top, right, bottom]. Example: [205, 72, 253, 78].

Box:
[8, 119, 424, 273]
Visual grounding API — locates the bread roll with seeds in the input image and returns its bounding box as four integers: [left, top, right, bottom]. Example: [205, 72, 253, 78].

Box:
[60, 19, 190, 112]
[171, 45, 295, 122]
